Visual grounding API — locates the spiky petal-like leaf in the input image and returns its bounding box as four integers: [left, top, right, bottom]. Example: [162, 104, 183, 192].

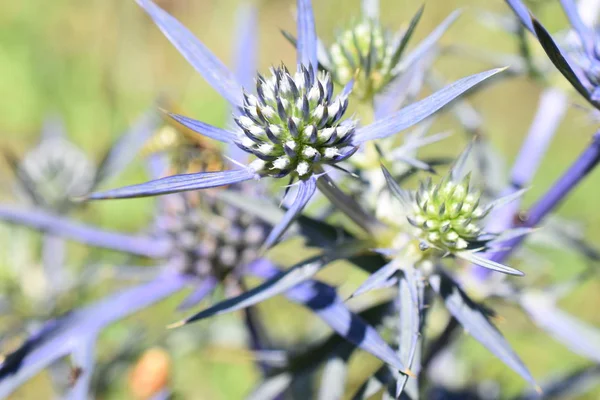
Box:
[353, 68, 505, 144]
[429, 272, 536, 386]
[136, 0, 243, 106]
[85, 168, 256, 200]
[262, 176, 317, 249]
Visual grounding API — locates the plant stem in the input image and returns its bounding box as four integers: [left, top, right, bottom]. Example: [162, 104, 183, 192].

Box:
[489, 131, 600, 264]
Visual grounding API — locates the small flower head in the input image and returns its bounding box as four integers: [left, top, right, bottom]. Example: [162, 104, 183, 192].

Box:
[328, 18, 395, 99]
[162, 191, 268, 280]
[19, 136, 96, 210]
[235, 64, 358, 179]
[407, 174, 487, 252]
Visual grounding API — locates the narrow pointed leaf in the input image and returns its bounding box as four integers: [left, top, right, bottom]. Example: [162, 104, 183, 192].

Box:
[353, 68, 505, 144]
[456, 251, 525, 276]
[0, 204, 171, 258]
[288, 281, 407, 372]
[85, 168, 256, 200]
[166, 112, 239, 143]
[531, 17, 593, 104]
[316, 171, 383, 232]
[398, 9, 460, 72]
[450, 141, 473, 182]
[520, 291, 600, 363]
[429, 272, 536, 386]
[389, 5, 424, 69]
[95, 108, 162, 185]
[0, 273, 188, 398]
[381, 164, 412, 207]
[263, 176, 317, 249]
[136, 0, 242, 106]
[374, 60, 426, 119]
[170, 241, 368, 327]
[505, 0, 536, 33]
[247, 259, 409, 374]
[397, 267, 424, 398]
[350, 261, 398, 298]
[297, 0, 318, 73]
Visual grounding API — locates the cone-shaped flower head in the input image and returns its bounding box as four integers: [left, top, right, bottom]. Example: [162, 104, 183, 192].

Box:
[408, 174, 485, 252]
[236, 65, 357, 179]
[328, 18, 395, 99]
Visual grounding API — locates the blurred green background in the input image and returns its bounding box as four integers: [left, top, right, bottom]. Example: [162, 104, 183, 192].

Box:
[1, 0, 599, 398]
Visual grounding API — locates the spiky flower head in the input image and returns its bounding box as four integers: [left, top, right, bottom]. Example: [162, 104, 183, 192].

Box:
[407, 173, 488, 253]
[328, 18, 397, 100]
[235, 65, 358, 179]
[161, 191, 268, 280]
[19, 136, 96, 210]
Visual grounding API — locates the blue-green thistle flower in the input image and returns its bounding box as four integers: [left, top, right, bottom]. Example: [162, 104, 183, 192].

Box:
[381, 144, 528, 276]
[85, 0, 503, 250]
[235, 65, 357, 178]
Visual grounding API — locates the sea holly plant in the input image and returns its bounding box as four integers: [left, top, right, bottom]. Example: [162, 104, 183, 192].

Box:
[84, 0, 504, 250]
[0, 7, 414, 395]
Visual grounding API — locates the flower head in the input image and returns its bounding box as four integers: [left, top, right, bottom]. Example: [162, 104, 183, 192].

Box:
[328, 18, 395, 99]
[407, 174, 486, 252]
[236, 65, 357, 178]
[19, 135, 96, 210]
[160, 190, 268, 281]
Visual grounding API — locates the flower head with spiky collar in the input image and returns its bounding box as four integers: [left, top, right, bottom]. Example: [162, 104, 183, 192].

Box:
[381, 144, 529, 276]
[236, 65, 357, 178]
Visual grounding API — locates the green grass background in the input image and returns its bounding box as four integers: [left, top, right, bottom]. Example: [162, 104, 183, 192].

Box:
[1, 0, 599, 398]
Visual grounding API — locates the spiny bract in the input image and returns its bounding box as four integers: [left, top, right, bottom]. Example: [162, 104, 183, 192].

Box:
[235, 65, 358, 179]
